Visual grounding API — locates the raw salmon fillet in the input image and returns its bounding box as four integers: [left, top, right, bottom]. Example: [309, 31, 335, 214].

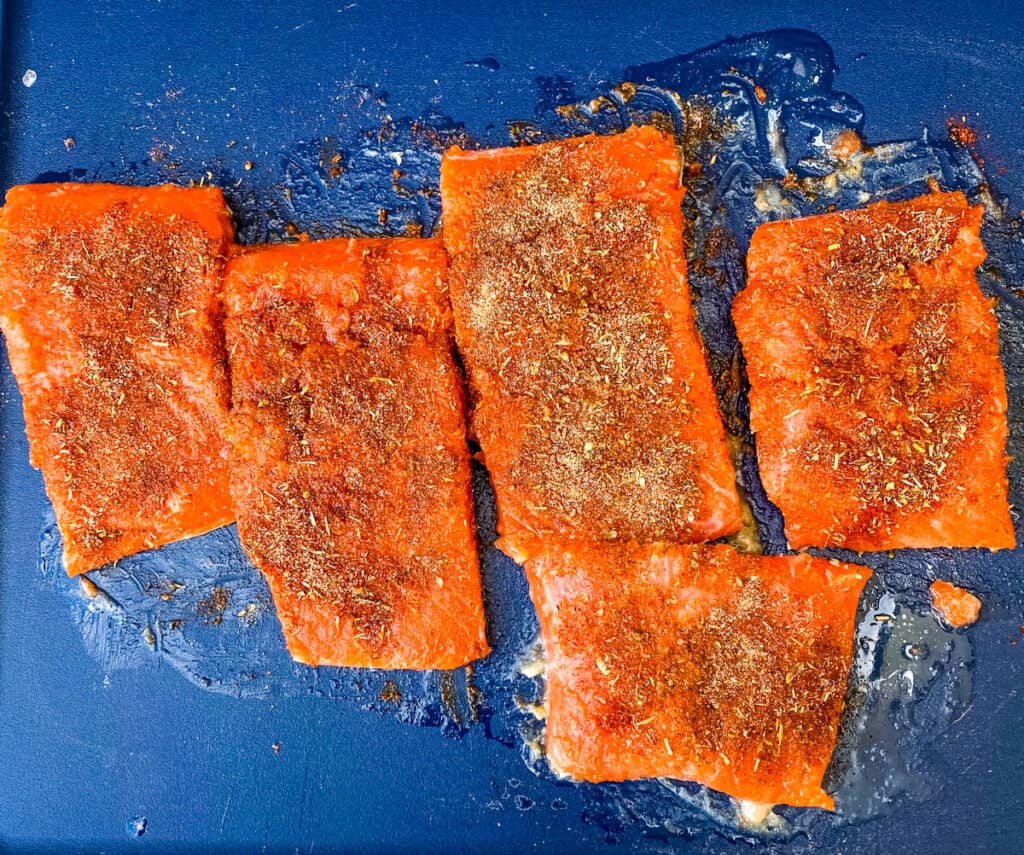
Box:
[221, 237, 489, 669]
[0, 183, 236, 575]
[734, 191, 1014, 551]
[929, 579, 982, 628]
[501, 534, 870, 809]
[441, 126, 740, 545]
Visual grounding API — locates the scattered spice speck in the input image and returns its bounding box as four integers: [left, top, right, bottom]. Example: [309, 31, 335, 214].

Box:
[235, 602, 261, 625]
[22, 69, 37, 88]
[947, 116, 978, 148]
[197, 586, 230, 625]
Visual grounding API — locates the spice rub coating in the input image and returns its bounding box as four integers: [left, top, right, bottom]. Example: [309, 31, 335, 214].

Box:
[441, 125, 740, 545]
[501, 534, 869, 809]
[0, 183, 235, 575]
[734, 192, 1014, 550]
[222, 237, 488, 669]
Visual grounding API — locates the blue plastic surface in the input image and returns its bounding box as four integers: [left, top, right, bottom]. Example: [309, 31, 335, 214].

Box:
[1, 2, 1024, 854]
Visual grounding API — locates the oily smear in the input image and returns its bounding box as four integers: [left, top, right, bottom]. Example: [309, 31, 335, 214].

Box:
[33, 28, 1024, 846]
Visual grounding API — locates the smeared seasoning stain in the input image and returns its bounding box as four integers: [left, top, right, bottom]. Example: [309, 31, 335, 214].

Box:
[440, 671, 461, 725]
[506, 121, 544, 144]
[197, 586, 230, 625]
[465, 663, 482, 723]
[676, 97, 731, 173]
[409, 120, 474, 153]
[613, 81, 638, 103]
[556, 103, 587, 121]
[379, 679, 402, 703]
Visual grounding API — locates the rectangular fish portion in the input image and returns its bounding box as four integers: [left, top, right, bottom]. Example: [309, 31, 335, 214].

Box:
[221, 237, 489, 669]
[441, 125, 741, 546]
[734, 191, 1014, 550]
[500, 534, 870, 810]
[0, 183, 236, 575]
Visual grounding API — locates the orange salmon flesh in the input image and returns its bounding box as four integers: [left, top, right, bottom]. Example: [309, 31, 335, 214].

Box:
[441, 125, 741, 547]
[734, 191, 1014, 551]
[0, 183, 236, 575]
[221, 237, 489, 669]
[501, 534, 870, 810]
[929, 579, 982, 628]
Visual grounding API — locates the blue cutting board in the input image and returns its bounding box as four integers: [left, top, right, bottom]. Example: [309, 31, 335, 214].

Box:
[1, 2, 1023, 853]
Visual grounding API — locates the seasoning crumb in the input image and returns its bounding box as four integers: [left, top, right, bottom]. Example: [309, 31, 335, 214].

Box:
[831, 129, 862, 159]
[235, 603, 261, 625]
[947, 116, 978, 149]
[63, 137, 76, 151]
[243, 160, 253, 170]
[379, 679, 402, 703]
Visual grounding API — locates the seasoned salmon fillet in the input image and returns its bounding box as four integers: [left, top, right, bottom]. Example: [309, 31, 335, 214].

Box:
[734, 192, 1014, 551]
[221, 237, 489, 669]
[441, 126, 741, 545]
[501, 534, 870, 809]
[0, 183, 235, 575]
